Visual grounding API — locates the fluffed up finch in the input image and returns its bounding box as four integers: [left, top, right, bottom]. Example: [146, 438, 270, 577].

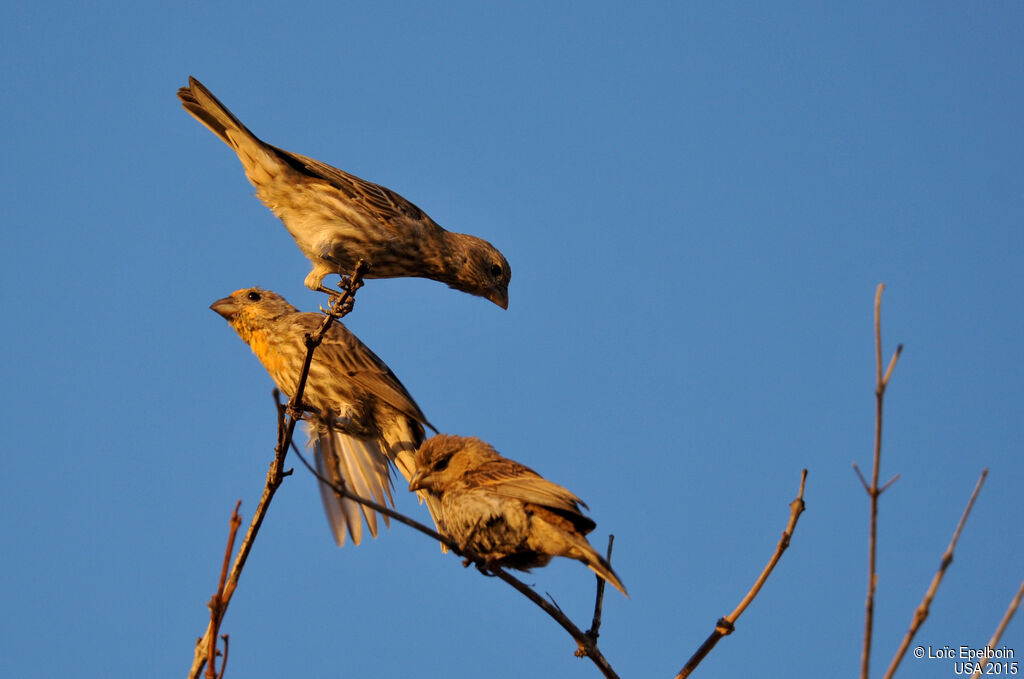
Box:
[180, 77, 510, 308]
[409, 434, 627, 596]
[210, 287, 443, 546]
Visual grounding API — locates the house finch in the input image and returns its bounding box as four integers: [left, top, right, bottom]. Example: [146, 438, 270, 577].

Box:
[210, 287, 442, 546]
[179, 77, 510, 308]
[409, 434, 627, 596]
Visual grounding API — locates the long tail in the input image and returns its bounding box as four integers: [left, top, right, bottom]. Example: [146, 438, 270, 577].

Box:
[308, 420, 394, 547]
[580, 547, 628, 597]
[537, 519, 628, 597]
[177, 76, 258, 149]
[177, 76, 282, 186]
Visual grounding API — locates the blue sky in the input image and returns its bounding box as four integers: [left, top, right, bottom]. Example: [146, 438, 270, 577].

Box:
[1, 2, 1021, 677]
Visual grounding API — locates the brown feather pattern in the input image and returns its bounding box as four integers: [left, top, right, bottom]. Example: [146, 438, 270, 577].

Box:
[410, 434, 627, 595]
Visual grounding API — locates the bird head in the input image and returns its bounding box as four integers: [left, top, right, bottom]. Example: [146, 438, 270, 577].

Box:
[210, 287, 298, 340]
[448, 235, 511, 309]
[409, 434, 497, 493]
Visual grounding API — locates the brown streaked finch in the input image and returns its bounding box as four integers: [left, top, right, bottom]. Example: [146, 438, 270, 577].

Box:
[179, 77, 510, 308]
[210, 287, 443, 546]
[409, 434, 627, 596]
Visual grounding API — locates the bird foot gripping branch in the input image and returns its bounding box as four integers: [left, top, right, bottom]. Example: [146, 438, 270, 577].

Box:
[285, 401, 321, 423]
[318, 260, 369, 319]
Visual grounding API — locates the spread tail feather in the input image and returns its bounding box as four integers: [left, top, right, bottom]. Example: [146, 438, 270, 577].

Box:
[387, 428, 448, 551]
[394, 448, 447, 541]
[309, 420, 394, 547]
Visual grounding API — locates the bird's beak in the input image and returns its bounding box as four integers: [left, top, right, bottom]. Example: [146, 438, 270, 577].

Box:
[408, 469, 427, 492]
[488, 288, 509, 310]
[210, 297, 238, 319]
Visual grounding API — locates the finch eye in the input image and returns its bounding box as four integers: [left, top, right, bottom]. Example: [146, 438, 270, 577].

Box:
[433, 455, 452, 472]
[489, 264, 503, 278]
[247, 291, 262, 301]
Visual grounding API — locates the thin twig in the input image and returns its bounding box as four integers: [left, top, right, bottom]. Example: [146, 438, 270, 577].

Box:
[545, 592, 566, 615]
[860, 283, 902, 679]
[205, 501, 242, 679]
[878, 474, 900, 494]
[853, 463, 870, 493]
[675, 469, 808, 679]
[972, 576, 1024, 678]
[216, 636, 229, 679]
[287, 442, 621, 679]
[289, 441, 456, 547]
[491, 567, 620, 678]
[188, 262, 367, 679]
[882, 470, 989, 679]
[583, 535, 614, 646]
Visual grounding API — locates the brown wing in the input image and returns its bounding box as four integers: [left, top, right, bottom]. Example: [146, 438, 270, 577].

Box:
[464, 458, 590, 516]
[307, 315, 431, 428]
[269, 145, 433, 226]
[181, 78, 436, 229]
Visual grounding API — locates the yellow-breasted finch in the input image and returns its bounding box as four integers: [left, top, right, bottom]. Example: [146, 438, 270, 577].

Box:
[211, 287, 443, 545]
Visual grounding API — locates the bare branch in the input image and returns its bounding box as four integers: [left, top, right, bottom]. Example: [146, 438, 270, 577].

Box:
[204, 501, 242, 679]
[491, 567, 620, 678]
[881, 345, 903, 389]
[288, 442, 456, 548]
[882, 470, 989, 679]
[874, 283, 884, 388]
[216, 636, 229, 679]
[878, 474, 900, 495]
[861, 282, 902, 679]
[583, 535, 615, 645]
[972, 576, 1024, 678]
[188, 262, 367, 679]
[675, 468, 808, 679]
